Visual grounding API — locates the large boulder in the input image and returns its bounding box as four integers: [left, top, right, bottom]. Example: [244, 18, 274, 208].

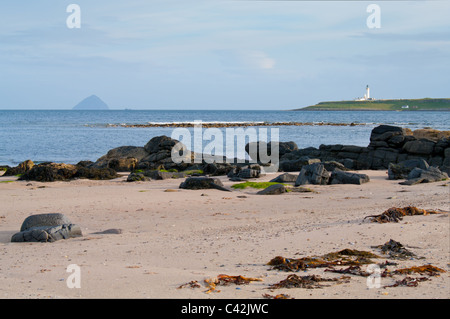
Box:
[402, 139, 435, 155]
[3, 160, 34, 176]
[257, 184, 287, 195]
[388, 159, 429, 180]
[11, 213, 82, 243]
[18, 163, 118, 182]
[179, 177, 230, 191]
[270, 173, 298, 183]
[329, 169, 370, 185]
[92, 146, 148, 171]
[399, 166, 448, 185]
[295, 163, 330, 186]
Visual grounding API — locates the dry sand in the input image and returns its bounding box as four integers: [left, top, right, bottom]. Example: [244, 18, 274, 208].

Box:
[0, 170, 448, 299]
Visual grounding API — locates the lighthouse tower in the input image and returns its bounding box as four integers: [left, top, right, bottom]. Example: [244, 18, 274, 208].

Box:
[365, 85, 370, 100]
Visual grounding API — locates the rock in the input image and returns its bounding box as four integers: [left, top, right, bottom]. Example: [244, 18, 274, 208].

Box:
[322, 161, 350, 172]
[257, 184, 287, 195]
[11, 213, 82, 243]
[295, 163, 330, 186]
[144, 136, 180, 154]
[329, 169, 370, 185]
[245, 141, 297, 161]
[413, 129, 450, 141]
[74, 167, 119, 180]
[399, 166, 448, 185]
[402, 139, 435, 155]
[203, 163, 235, 176]
[93, 146, 148, 171]
[270, 173, 297, 183]
[279, 157, 321, 172]
[179, 177, 230, 192]
[227, 165, 262, 179]
[18, 163, 118, 182]
[370, 125, 406, 142]
[3, 160, 34, 176]
[18, 163, 78, 182]
[127, 172, 151, 182]
[388, 159, 429, 180]
[20, 213, 72, 232]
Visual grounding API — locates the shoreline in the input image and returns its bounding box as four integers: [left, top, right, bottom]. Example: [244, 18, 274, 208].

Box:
[0, 170, 448, 299]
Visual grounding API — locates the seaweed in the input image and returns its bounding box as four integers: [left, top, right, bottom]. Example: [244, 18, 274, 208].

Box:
[268, 274, 350, 289]
[267, 249, 380, 272]
[393, 265, 446, 276]
[262, 293, 294, 299]
[384, 276, 430, 288]
[324, 265, 391, 277]
[364, 206, 444, 223]
[204, 274, 263, 293]
[177, 280, 201, 289]
[372, 239, 421, 260]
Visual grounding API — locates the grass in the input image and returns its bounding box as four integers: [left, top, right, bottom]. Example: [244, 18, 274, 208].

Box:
[297, 98, 450, 111]
[0, 180, 14, 183]
[231, 182, 287, 190]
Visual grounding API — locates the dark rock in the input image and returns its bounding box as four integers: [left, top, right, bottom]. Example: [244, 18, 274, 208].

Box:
[74, 167, 119, 180]
[257, 184, 287, 195]
[370, 125, 405, 142]
[144, 136, 179, 154]
[3, 160, 34, 176]
[322, 161, 349, 172]
[279, 157, 320, 172]
[270, 173, 297, 183]
[329, 169, 370, 185]
[92, 146, 148, 171]
[388, 159, 429, 180]
[399, 166, 448, 185]
[179, 177, 230, 191]
[295, 163, 330, 186]
[11, 213, 82, 243]
[127, 172, 151, 182]
[11, 224, 82, 243]
[402, 139, 435, 155]
[20, 213, 72, 232]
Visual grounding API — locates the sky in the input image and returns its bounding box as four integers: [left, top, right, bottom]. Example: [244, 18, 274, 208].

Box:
[0, 0, 449, 110]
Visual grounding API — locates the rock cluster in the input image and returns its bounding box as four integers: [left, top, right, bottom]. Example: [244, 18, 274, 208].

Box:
[275, 125, 450, 176]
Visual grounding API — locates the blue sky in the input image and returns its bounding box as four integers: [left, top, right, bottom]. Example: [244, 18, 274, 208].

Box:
[0, 0, 449, 110]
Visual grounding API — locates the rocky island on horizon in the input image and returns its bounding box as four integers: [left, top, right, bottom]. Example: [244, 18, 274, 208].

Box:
[72, 95, 109, 110]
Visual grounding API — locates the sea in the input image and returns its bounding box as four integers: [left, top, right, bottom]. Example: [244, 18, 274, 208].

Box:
[0, 110, 448, 167]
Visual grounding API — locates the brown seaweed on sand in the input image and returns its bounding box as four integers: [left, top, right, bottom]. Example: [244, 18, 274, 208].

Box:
[364, 206, 444, 223]
[204, 274, 263, 293]
[324, 265, 390, 278]
[267, 249, 380, 272]
[393, 265, 446, 276]
[384, 276, 430, 288]
[372, 239, 421, 260]
[269, 274, 350, 289]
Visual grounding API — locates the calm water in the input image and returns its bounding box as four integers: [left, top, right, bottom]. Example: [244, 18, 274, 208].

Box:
[0, 110, 448, 166]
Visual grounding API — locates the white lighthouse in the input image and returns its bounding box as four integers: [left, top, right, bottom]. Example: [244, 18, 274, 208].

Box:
[355, 85, 374, 101]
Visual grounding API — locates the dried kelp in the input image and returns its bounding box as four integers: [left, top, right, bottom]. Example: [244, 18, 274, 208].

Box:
[204, 274, 263, 293]
[177, 280, 201, 289]
[262, 293, 294, 299]
[364, 206, 444, 223]
[372, 239, 421, 260]
[384, 276, 430, 288]
[393, 265, 446, 277]
[269, 274, 350, 289]
[267, 249, 380, 272]
[325, 265, 391, 277]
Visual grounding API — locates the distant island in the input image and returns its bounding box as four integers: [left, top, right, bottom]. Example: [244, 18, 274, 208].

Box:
[294, 85, 449, 111]
[72, 95, 109, 110]
[295, 98, 450, 111]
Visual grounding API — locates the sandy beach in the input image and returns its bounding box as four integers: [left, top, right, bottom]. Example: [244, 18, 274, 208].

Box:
[0, 170, 448, 299]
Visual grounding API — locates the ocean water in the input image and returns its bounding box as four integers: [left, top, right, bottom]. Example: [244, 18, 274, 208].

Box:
[0, 110, 448, 167]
